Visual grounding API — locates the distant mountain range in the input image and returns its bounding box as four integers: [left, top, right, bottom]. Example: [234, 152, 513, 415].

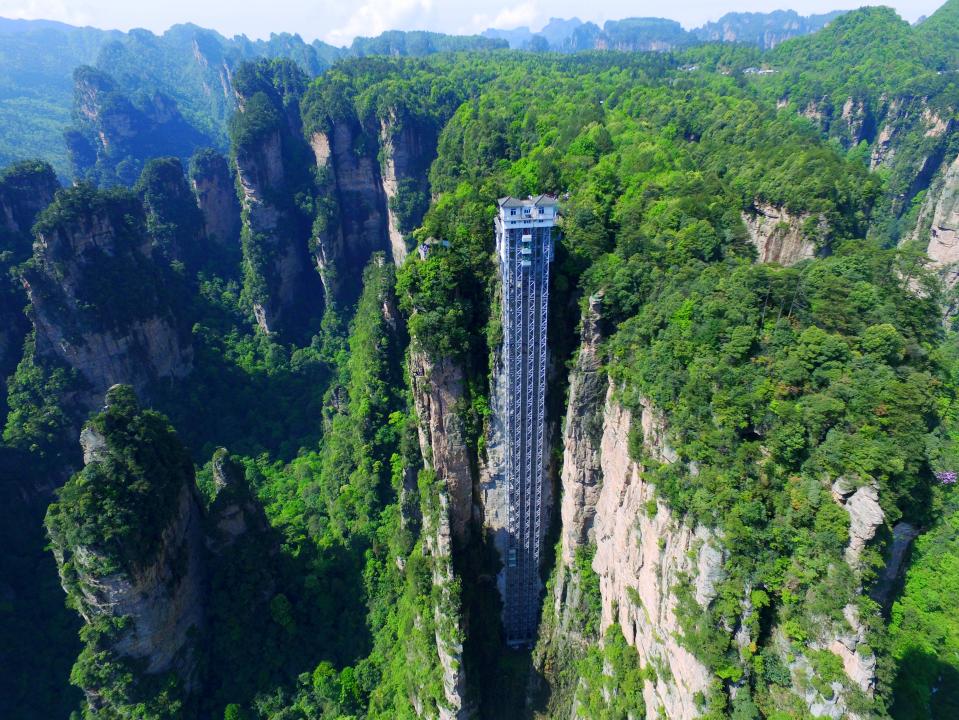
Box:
[484, 10, 846, 52]
[0, 19, 502, 177]
[0, 9, 846, 178]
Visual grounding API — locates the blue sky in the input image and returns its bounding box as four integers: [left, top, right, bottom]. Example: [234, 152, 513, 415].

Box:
[0, 0, 945, 45]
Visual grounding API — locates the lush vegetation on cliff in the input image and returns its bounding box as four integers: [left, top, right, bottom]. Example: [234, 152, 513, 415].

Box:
[3, 3, 959, 718]
[44, 385, 198, 718]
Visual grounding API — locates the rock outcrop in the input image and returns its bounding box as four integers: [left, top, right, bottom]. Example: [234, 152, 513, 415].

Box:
[189, 149, 241, 248]
[307, 120, 389, 305]
[534, 297, 608, 714]
[742, 203, 819, 265]
[137, 157, 208, 269]
[832, 478, 885, 566]
[232, 62, 325, 337]
[422, 487, 470, 720]
[65, 65, 213, 186]
[0, 161, 60, 410]
[558, 295, 608, 568]
[914, 154, 959, 289]
[307, 106, 438, 305]
[592, 392, 722, 720]
[21, 185, 193, 412]
[410, 350, 472, 544]
[205, 448, 271, 554]
[872, 521, 920, 607]
[536, 298, 729, 719]
[45, 387, 206, 712]
[0, 161, 60, 236]
[777, 478, 886, 719]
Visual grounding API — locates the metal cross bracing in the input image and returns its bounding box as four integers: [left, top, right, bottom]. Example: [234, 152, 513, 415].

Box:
[496, 201, 556, 648]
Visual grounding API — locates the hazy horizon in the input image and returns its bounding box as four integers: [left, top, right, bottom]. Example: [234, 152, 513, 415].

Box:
[0, 0, 945, 46]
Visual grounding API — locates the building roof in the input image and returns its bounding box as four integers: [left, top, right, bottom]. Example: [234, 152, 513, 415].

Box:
[498, 194, 559, 208]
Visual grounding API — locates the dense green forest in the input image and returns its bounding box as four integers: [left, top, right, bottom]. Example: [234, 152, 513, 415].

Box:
[1, 2, 959, 720]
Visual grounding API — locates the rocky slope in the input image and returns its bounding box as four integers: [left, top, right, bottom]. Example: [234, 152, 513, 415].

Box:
[410, 350, 473, 545]
[913, 153, 959, 291]
[189, 149, 241, 249]
[0, 161, 60, 411]
[538, 304, 899, 719]
[20, 184, 193, 412]
[45, 386, 206, 713]
[307, 108, 437, 304]
[742, 202, 820, 265]
[231, 61, 324, 336]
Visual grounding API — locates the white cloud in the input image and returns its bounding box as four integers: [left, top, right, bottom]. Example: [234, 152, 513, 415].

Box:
[473, 0, 543, 31]
[0, 0, 95, 26]
[325, 0, 438, 45]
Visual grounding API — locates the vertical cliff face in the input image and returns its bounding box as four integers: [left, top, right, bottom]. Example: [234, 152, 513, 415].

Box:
[45, 386, 206, 713]
[22, 185, 193, 412]
[235, 129, 322, 335]
[379, 119, 412, 266]
[231, 61, 325, 337]
[913, 153, 959, 290]
[137, 157, 209, 270]
[0, 161, 60, 411]
[557, 297, 607, 569]
[541, 310, 893, 719]
[307, 108, 437, 305]
[771, 477, 885, 720]
[422, 486, 470, 720]
[592, 392, 723, 720]
[867, 96, 955, 170]
[378, 113, 438, 267]
[331, 118, 390, 268]
[189, 149, 241, 249]
[742, 202, 820, 265]
[0, 161, 60, 236]
[534, 297, 608, 715]
[308, 117, 392, 306]
[407, 347, 472, 716]
[410, 350, 473, 544]
[205, 448, 272, 554]
[66, 65, 214, 186]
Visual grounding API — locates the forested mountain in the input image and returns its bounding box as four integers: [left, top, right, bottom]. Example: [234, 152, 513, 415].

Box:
[0, 8, 840, 181]
[1, 2, 959, 720]
[483, 10, 844, 52]
[0, 20, 503, 179]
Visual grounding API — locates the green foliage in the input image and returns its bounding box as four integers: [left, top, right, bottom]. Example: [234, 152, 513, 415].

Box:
[916, 0, 959, 72]
[574, 625, 646, 720]
[888, 490, 959, 719]
[136, 157, 208, 269]
[5, 18, 959, 720]
[45, 385, 194, 576]
[2, 335, 77, 456]
[42, 387, 195, 717]
[573, 546, 603, 638]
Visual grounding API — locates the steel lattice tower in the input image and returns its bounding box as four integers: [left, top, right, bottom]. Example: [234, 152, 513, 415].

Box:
[495, 195, 557, 647]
